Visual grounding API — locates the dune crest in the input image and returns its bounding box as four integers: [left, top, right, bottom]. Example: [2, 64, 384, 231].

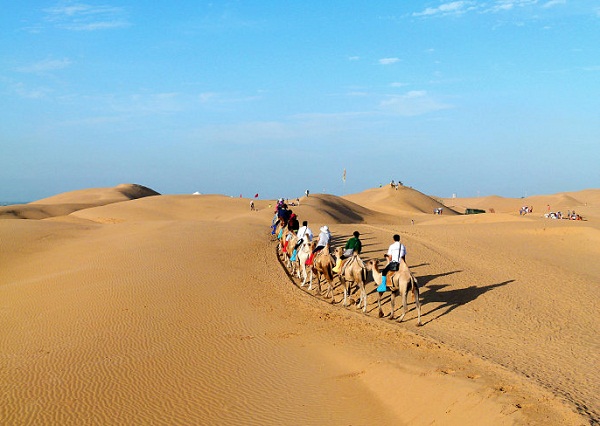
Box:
[344, 185, 459, 216]
[0, 184, 160, 220]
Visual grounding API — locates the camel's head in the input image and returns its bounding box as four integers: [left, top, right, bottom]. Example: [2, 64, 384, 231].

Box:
[333, 246, 343, 256]
[366, 259, 379, 271]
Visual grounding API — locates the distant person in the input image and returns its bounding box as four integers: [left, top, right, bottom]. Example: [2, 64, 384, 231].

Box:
[305, 189, 310, 197]
[250, 200, 255, 211]
[379, 234, 406, 290]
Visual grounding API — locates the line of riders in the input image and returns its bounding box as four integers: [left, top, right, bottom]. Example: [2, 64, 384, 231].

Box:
[271, 200, 422, 326]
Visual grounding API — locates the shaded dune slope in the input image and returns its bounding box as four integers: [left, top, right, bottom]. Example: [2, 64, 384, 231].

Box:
[290, 194, 398, 225]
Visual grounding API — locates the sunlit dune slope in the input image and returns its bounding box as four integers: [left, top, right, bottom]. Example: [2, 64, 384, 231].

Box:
[0, 184, 160, 220]
[343, 185, 459, 216]
[70, 194, 272, 223]
[441, 189, 600, 217]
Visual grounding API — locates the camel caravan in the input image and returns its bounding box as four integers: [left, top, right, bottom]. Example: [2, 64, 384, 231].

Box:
[270, 200, 422, 326]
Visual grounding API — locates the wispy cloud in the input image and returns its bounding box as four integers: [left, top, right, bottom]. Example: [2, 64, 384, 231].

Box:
[411, 0, 571, 18]
[486, 0, 539, 13]
[379, 90, 452, 116]
[16, 58, 72, 73]
[43, 2, 129, 31]
[379, 57, 400, 65]
[542, 0, 566, 8]
[413, 1, 477, 17]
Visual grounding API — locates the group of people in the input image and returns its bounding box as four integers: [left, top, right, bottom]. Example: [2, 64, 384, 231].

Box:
[519, 206, 533, 215]
[272, 200, 409, 295]
[544, 210, 583, 220]
[271, 202, 332, 266]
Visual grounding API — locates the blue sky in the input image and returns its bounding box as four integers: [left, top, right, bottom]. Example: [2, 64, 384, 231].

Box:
[1, 1, 599, 201]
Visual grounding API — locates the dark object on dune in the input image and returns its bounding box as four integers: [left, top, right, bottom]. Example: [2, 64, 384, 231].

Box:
[465, 208, 486, 215]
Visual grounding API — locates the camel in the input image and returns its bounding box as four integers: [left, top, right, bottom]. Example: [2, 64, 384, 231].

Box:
[284, 231, 298, 273]
[296, 241, 312, 284]
[304, 242, 336, 301]
[333, 247, 368, 312]
[367, 259, 422, 326]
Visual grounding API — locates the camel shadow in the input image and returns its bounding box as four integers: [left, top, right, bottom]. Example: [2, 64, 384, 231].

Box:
[420, 280, 514, 326]
[417, 270, 462, 287]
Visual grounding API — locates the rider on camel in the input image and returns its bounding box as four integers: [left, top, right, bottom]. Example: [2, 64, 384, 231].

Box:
[378, 234, 406, 292]
[306, 225, 330, 265]
[333, 231, 362, 273]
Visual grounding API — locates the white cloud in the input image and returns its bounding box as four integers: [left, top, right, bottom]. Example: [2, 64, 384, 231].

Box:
[379, 57, 400, 65]
[486, 0, 539, 13]
[390, 82, 409, 87]
[379, 90, 452, 116]
[16, 58, 72, 73]
[542, 0, 566, 8]
[413, 1, 477, 17]
[348, 56, 360, 61]
[43, 2, 129, 31]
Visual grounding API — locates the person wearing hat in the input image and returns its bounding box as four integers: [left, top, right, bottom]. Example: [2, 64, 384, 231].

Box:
[306, 225, 330, 265]
[378, 234, 406, 291]
[333, 230, 362, 273]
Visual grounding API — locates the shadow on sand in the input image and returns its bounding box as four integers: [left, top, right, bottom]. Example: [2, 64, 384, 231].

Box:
[420, 280, 515, 326]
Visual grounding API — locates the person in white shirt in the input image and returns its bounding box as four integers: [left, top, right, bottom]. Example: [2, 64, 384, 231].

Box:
[306, 225, 330, 265]
[379, 234, 406, 291]
[294, 221, 313, 249]
[313, 225, 330, 253]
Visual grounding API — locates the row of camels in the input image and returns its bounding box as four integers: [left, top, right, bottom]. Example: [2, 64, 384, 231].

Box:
[275, 222, 422, 326]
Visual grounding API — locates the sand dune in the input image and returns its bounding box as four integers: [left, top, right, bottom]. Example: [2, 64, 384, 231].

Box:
[344, 185, 460, 217]
[0, 184, 160, 220]
[442, 188, 599, 218]
[1, 184, 597, 425]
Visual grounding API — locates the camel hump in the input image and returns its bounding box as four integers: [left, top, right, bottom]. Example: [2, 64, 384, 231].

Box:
[356, 256, 366, 269]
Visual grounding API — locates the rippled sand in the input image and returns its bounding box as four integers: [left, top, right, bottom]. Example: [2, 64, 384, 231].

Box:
[1, 184, 597, 424]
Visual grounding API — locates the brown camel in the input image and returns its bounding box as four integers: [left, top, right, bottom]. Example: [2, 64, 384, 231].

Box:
[284, 231, 298, 274]
[333, 247, 368, 312]
[367, 259, 422, 326]
[306, 242, 336, 301]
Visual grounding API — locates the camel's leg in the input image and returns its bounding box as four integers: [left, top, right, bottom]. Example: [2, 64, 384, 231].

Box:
[413, 286, 422, 326]
[360, 283, 368, 313]
[328, 280, 335, 303]
[389, 290, 396, 320]
[377, 292, 384, 318]
[397, 288, 408, 322]
[314, 272, 322, 296]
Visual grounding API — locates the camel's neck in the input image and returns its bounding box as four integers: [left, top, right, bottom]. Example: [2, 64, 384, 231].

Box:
[371, 266, 382, 284]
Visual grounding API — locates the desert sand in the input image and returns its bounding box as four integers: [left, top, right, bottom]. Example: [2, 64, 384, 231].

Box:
[1, 183, 597, 425]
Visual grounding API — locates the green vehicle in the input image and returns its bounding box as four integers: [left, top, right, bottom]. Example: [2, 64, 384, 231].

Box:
[465, 208, 486, 215]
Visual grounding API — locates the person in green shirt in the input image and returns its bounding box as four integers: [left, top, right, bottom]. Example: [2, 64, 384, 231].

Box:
[333, 231, 361, 273]
[344, 231, 362, 257]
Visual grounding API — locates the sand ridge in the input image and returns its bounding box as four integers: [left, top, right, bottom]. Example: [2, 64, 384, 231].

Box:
[1, 184, 597, 424]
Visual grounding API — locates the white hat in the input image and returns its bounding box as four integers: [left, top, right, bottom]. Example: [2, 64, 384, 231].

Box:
[320, 225, 329, 233]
